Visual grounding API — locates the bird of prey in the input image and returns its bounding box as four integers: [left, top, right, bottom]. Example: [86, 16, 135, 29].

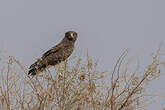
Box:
[28, 31, 78, 75]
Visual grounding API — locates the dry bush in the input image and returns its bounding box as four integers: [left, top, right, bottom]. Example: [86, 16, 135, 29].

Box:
[0, 49, 164, 110]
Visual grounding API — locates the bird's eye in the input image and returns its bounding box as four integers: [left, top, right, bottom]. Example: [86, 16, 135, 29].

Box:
[65, 31, 77, 41]
[73, 33, 77, 37]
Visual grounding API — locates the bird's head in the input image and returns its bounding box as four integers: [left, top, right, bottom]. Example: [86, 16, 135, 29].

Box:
[65, 31, 78, 42]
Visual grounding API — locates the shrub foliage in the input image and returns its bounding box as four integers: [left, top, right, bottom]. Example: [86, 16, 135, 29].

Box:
[0, 50, 163, 110]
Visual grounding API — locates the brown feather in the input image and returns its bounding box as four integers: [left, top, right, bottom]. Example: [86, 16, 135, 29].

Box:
[28, 31, 78, 75]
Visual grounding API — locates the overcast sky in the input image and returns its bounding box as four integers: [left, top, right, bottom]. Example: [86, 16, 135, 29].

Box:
[0, 0, 165, 109]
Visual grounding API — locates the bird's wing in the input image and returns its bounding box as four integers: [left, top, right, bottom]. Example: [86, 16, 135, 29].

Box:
[42, 44, 61, 58]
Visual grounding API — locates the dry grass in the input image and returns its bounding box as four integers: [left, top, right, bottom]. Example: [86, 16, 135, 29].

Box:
[0, 49, 164, 110]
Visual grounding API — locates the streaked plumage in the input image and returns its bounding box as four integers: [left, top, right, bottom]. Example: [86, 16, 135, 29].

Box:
[28, 31, 78, 75]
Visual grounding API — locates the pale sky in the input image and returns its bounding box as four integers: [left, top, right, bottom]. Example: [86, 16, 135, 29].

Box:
[0, 0, 165, 109]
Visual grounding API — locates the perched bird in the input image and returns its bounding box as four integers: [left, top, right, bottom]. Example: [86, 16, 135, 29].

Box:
[28, 31, 78, 75]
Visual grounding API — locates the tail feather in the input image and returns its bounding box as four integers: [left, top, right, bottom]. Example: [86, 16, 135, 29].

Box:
[28, 58, 47, 75]
[28, 68, 37, 75]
